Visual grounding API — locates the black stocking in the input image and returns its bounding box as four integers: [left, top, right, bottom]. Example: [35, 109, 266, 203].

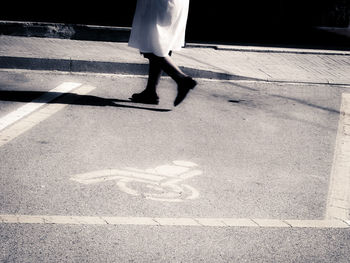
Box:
[146, 53, 188, 85]
[145, 57, 163, 93]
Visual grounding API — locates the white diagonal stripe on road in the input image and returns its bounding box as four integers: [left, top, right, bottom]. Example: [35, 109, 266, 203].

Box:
[0, 83, 95, 147]
[0, 82, 82, 131]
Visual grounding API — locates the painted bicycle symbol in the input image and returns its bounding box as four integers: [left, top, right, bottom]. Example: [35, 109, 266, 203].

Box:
[70, 161, 202, 202]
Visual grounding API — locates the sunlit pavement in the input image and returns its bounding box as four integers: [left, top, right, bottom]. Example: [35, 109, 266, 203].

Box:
[1, 69, 350, 262]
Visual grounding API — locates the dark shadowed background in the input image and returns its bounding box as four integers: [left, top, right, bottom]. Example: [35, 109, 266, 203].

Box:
[1, 0, 349, 48]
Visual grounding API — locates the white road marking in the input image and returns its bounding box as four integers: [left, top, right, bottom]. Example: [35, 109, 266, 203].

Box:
[326, 93, 350, 221]
[0, 83, 96, 147]
[0, 214, 349, 228]
[251, 219, 290, 228]
[0, 82, 81, 131]
[70, 161, 202, 202]
[284, 219, 349, 228]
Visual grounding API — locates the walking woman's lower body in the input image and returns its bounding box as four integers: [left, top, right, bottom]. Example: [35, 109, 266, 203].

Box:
[131, 53, 197, 106]
[128, 0, 196, 106]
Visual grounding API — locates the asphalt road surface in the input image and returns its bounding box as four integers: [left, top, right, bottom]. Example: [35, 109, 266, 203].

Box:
[1, 69, 350, 262]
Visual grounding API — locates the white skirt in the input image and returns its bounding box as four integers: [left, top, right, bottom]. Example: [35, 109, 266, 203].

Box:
[128, 0, 190, 57]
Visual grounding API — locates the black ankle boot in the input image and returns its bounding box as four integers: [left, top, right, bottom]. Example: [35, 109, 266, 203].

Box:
[174, 77, 197, 106]
[130, 89, 159, 105]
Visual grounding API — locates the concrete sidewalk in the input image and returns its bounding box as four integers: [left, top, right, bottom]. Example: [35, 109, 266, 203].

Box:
[1, 34, 350, 85]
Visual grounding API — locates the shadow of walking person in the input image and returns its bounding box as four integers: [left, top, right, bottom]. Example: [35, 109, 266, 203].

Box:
[0, 90, 172, 112]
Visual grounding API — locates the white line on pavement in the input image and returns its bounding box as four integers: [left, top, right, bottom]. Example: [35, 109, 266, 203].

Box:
[0, 83, 96, 147]
[0, 214, 349, 228]
[0, 82, 82, 131]
[326, 93, 350, 221]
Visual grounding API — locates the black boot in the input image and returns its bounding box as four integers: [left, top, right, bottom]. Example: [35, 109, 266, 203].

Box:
[174, 77, 197, 106]
[130, 89, 159, 105]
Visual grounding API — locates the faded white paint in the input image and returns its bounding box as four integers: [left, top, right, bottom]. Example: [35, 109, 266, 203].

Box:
[0, 82, 82, 131]
[326, 93, 350, 221]
[0, 83, 95, 148]
[0, 214, 349, 228]
[70, 161, 202, 202]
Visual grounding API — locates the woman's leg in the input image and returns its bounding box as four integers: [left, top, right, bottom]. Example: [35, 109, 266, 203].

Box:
[145, 56, 163, 93]
[157, 55, 197, 106]
[131, 53, 197, 106]
[141, 53, 188, 85]
[130, 55, 162, 104]
[158, 56, 189, 83]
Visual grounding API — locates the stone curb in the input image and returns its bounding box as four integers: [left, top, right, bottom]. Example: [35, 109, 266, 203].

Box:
[185, 43, 350, 56]
[0, 55, 259, 81]
[2, 56, 350, 85]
